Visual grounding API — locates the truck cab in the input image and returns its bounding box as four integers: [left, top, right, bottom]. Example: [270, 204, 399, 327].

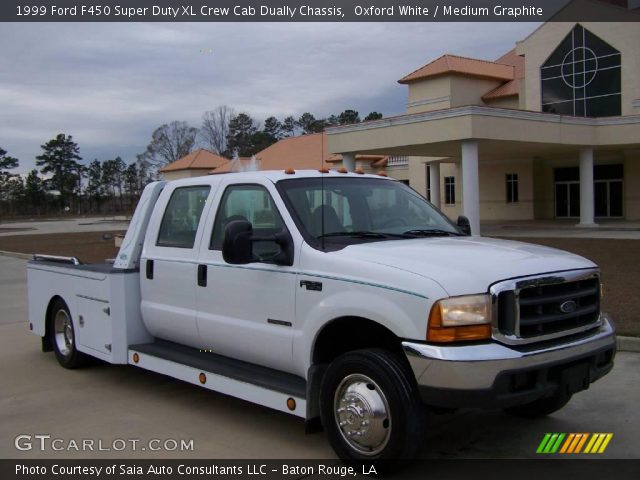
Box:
[27, 170, 616, 461]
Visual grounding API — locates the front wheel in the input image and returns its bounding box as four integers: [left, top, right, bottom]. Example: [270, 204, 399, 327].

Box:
[50, 299, 88, 369]
[504, 392, 572, 418]
[320, 349, 425, 460]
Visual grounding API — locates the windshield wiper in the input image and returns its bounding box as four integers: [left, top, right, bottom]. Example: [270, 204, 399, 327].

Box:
[317, 231, 405, 239]
[402, 229, 462, 237]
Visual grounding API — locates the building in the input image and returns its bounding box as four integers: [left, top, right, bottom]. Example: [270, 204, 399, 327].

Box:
[327, 0, 640, 234]
[159, 149, 229, 181]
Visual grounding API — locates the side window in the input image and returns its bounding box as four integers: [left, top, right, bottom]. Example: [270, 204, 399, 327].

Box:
[157, 186, 210, 248]
[210, 185, 285, 250]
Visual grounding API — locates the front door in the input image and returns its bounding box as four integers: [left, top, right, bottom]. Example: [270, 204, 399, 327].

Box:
[195, 181, 297, 374]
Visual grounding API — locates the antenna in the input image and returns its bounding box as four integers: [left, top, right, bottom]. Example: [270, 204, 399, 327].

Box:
[321, 132, 325, 251]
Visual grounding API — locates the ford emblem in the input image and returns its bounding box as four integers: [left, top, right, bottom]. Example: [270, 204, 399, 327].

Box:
[560, 300, 578, 313]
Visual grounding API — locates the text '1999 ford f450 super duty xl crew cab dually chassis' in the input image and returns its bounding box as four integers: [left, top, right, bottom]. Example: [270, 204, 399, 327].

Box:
[27, 170, 616, 460]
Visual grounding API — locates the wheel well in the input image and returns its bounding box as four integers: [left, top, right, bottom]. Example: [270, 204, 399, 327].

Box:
[312, 317, 406, 366]
[43, 295, 65, 352]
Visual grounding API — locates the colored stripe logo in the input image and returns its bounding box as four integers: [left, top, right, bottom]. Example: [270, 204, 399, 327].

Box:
[537, 433, 613, 454]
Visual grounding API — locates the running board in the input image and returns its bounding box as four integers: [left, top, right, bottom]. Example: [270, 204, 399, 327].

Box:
[128, 340, 307, 418]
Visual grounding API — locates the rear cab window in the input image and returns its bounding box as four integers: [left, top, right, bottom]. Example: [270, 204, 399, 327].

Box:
[157, 186, 211, 248]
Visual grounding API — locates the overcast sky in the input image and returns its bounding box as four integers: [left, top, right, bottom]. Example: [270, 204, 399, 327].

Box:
[0, 22, 539, 174]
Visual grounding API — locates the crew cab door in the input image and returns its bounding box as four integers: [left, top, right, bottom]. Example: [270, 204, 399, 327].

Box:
[141, 184, 212, 347]
[195, 180, 297, 374]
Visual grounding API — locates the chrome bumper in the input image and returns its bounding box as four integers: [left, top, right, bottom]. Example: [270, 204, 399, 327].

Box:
[402, 314, 616, 408]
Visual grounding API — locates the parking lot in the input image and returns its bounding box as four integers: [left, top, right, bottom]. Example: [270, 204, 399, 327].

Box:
[0, 254, 638, 459]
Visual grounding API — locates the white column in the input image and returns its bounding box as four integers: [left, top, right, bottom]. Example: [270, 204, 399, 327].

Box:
[579, 148, 597, 227]
[428, 163, 441, 208]
[461, 140, 480, 235]
[341, 153, 355, 171]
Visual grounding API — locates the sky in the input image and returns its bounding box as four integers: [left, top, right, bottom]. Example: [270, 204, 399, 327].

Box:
[0, 21, 539, 174]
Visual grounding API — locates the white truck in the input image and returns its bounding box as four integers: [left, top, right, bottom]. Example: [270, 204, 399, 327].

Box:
[27, 170, 616, 460]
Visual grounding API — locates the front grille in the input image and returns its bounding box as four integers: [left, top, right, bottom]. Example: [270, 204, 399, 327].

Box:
[496, 273, 601, 342]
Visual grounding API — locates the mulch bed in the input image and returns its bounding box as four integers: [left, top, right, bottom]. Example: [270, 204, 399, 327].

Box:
[0, 232, 636, 336]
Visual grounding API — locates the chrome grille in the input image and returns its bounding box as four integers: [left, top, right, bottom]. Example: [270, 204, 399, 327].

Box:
[490, 269, 602, 345]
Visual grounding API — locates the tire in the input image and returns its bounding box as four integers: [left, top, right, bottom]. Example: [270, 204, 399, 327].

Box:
[50, 299, 88, 369]
[320, 349, 426, 461]
[504, 392, 572, 418]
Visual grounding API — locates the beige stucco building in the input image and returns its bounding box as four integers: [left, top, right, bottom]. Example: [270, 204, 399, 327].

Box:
[327, 0, 640, 234]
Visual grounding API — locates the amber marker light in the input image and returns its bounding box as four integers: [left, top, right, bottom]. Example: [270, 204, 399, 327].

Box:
[132, 352, 139, 364]
[354, 168, 365, 174]
[427, 295, 492, 343]
[318, 167, 330, 173]
[337, 167, 348, 173]
[377, 171, 388, 177]
[286, 398, 296, 411]
[199, 372, 207, 384]
[284, 168, 295, 174]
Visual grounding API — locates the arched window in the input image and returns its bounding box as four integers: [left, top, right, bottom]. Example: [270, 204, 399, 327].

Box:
[541, 24, 621, 117]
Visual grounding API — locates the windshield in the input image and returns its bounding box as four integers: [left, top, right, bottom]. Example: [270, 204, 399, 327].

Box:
[277, 177, 461, 249]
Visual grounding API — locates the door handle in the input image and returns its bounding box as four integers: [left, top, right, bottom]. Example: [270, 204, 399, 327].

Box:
[146, 259, 154, 279]
[197, 264, 207, 287]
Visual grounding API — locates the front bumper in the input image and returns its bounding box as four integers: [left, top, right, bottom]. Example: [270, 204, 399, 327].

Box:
[402, 314, 616, 409]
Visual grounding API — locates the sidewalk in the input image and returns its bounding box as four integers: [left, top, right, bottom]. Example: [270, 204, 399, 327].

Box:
[482, 219, 640, 239]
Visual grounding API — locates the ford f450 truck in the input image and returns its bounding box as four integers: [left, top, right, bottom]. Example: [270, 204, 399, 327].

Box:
[27, 170, 616, 460]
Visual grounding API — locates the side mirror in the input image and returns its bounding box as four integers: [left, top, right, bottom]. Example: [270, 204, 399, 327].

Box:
[222, 220, 294, 266]
[456, 215, 472, 236]
[222, 220, 254, 264]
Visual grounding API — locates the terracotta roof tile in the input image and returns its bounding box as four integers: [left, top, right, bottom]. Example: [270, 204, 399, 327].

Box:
[482, 48, 525, 101]
[398, 54, 515, 84]
[160, 149, 228, 172]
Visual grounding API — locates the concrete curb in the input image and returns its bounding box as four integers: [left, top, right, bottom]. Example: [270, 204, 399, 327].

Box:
[0, 250, 32, 260]
[617, 335, 640, 353]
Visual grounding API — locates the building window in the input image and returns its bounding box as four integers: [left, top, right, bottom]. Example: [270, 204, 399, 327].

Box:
[506, 173, 519, 203]
[425, 165, 431, 202]
[541, 24, 621, 117]
[444, 176, 455, 205]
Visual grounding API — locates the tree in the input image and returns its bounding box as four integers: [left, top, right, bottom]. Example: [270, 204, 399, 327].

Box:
[296, 112, 324, 134]
[0, 147, 19, 172]
[263, 116, 283, 141]
[226, 113, 258, 157]
[124, 163, 139, 197]
[35, 134, 82, 210]
[338, 109, 361, 125]
[281, 116, 297, 137]
[364, 111, 383, 121]
[86, 160, 103, 212]
[24, 170, 46, 214]
[200, 106, 235, 155]
[143, 121, 197, 167]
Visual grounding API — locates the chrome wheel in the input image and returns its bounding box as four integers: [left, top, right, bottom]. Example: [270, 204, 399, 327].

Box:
[334, 373, 392, 456]
[53, 309, 74, 358]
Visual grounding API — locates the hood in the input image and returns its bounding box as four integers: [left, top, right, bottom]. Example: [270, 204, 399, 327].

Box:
[337, 236, 596, 297]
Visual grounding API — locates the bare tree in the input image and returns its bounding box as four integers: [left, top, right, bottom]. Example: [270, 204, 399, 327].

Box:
[199, 106, 235, 156]
[144, 121, 197, 167]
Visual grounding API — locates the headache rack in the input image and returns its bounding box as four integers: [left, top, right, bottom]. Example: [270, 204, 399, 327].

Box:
[490, 268, 602, 345]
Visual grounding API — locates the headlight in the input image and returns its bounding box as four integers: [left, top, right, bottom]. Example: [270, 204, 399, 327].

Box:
[427, 294, 492, 343]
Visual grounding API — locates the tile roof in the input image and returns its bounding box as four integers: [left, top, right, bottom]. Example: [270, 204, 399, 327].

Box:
[482, 48, 525, 101]
[209, 133, 386, 174]
[398, 54, 515, 84]
[159, 149, 229, 172]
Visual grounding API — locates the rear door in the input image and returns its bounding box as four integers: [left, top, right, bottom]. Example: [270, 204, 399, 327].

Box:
[195, 179, 298, 374]
[141, 183, 212, 348]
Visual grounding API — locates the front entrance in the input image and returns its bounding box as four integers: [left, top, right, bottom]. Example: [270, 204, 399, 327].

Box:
[554, 165, 623, 219]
